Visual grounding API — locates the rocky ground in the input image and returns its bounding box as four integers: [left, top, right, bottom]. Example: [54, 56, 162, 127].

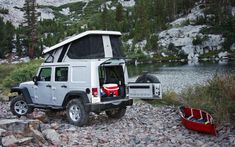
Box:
[0, 100, 234, 146]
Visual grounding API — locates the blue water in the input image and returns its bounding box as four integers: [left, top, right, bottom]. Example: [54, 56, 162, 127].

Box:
[128, 61, 235, 93]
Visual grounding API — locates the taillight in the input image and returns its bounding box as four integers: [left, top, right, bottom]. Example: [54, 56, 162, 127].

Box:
[126, 86, 129, 96]
[92, 88, 98, 97]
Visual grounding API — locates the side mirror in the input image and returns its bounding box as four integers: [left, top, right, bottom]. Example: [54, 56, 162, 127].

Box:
[33, 76, 39, 85]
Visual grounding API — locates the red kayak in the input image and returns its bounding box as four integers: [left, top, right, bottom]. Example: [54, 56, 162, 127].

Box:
[179, 106, 217, 135]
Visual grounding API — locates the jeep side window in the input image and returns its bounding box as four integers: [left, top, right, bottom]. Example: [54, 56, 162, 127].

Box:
[55, 67, 68, 82]
[38, 68, 51, 81]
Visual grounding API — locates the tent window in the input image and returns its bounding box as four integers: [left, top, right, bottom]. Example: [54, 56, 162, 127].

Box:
[67, 35, 104, 59]
[110, 36, 124, 58]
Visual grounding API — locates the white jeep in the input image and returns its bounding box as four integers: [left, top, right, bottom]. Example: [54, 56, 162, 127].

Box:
[10, 31, 161, 126]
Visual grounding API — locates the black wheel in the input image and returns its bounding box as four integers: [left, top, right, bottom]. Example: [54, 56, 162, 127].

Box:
[105, 107, 126, 119]
[10, 96, 33, 117]
[136, 74, 160, 83]
[66, 99, 89, 127]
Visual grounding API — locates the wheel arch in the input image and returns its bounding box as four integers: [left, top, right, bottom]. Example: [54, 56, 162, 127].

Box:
[62, 91, 89, 108]
[10, 87, 33, 104]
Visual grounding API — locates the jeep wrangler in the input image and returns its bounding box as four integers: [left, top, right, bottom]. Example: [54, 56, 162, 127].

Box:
[10, 31, 161, 126]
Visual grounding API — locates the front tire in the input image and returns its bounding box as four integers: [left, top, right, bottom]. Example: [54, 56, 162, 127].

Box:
[66, 99, 88, 127]
[10, 96, 33, 117]
[105, 108, 126, 119]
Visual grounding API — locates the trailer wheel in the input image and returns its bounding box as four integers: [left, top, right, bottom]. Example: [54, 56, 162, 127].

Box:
[106, 108, 126, 119]
[10, 96, 33, 117]
[136, 74, 160, 83]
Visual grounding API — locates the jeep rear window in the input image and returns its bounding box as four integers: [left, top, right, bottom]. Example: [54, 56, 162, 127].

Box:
[67, 35, 104, 59]
[110, 36, 124, 58]
[55, 67, 68, 81]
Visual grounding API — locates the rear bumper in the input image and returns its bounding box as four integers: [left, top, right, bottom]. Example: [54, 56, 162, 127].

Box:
[85, 98, 133, 113]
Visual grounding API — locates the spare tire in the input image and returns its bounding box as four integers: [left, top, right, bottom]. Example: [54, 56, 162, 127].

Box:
[136, 74, 160, 83]
[135, 74, 160, 101]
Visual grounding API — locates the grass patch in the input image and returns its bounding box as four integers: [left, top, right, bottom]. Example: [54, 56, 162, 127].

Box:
[0, 64, 16, 84]
[181, 74, 235, 124]
[147, 91, 182, 106]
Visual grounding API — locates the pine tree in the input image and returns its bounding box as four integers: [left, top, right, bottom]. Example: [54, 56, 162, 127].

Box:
[134, 0, 150, 41]
[0, 17, 5, 58]
[116, 3, 124, 22]
[101, 5, 108, 30]
[15, 31, 22, 57]
[22, 0, 39, 59]
[5, 21, 15, 54]
[0, 17, 14, 58]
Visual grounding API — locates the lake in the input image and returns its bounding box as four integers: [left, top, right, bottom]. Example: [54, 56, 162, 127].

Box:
[128, 61, 235, 93]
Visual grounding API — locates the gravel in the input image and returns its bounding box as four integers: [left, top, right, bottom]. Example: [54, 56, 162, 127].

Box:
[0, 101, 234, 146]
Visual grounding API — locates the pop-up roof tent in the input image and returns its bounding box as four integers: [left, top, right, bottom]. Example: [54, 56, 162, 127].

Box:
[43, 30, 124, 63]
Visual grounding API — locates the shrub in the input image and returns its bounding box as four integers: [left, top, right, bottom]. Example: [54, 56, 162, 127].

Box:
[168, 43, 176, 52]
[181, 74, 235, 124]
[0, 8, 9, 14]
[0, 64, 16, 83]
[198, 50, 220, 59]
[2, 60, 42, 88]
[194, 16, 206, 25]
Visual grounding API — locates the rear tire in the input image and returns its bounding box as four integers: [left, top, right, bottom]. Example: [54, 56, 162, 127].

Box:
[66, 99, 88, 127]
[10, 96, 33, 117]
[105, 108, 126, 119]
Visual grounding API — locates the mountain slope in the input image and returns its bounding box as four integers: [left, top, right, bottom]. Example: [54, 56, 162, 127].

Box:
[0, 0, 91, 27]
[0, 0, 234, 61]
[157, 4, 225, 61]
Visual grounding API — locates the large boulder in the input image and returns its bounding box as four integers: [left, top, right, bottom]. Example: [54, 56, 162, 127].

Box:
[0, 119, 41, 134]
[0, 119, 46, 145]
[2, 135, 33, 146]
[29, 125, 47, 144]
[27, 109, 48, 123]
[42, 129, 61, 145]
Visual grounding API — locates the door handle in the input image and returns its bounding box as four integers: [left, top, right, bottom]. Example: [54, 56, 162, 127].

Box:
[61, 85, 67, 88]
[46, 84, 51, 88]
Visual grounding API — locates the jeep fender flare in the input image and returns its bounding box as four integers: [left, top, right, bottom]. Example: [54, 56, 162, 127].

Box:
[62, 91, 89, 107]
[10, 87, 33, 104]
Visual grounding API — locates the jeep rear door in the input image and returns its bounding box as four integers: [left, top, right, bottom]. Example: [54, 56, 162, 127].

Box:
[51, 66, 70, 106]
